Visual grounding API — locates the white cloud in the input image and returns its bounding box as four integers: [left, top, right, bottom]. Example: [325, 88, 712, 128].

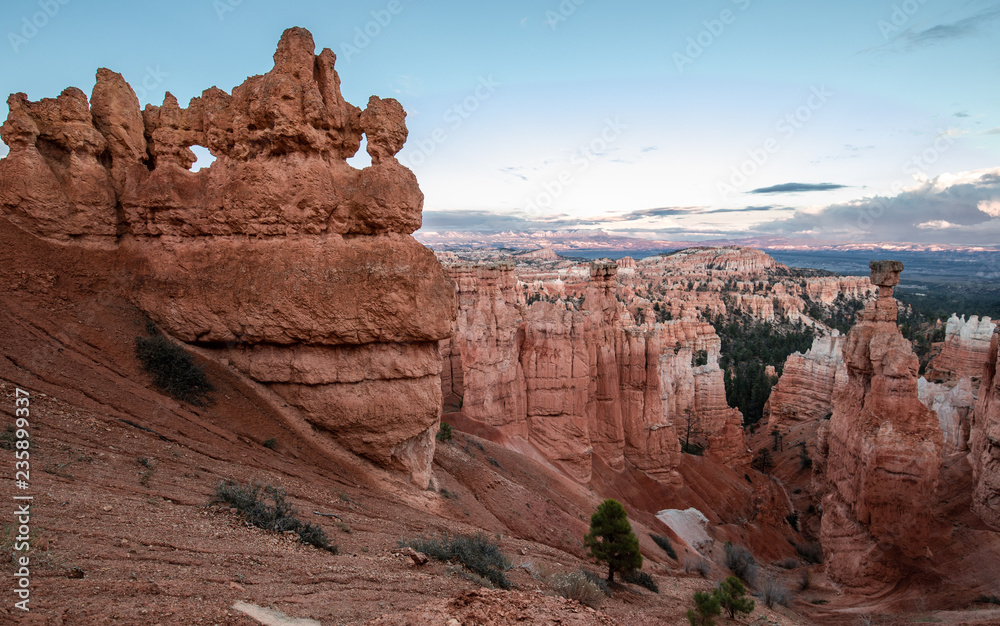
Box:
[979, 200, 1000, 218]
[917, 220, 956, 229]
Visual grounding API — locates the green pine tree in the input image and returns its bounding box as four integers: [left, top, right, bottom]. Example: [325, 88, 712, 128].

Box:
[583, 499, 642, 582]
[686, 590, 721, 626]
[716, 576, 754, 618]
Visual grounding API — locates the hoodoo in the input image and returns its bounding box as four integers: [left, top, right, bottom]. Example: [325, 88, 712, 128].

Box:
[817, 261, 943, 592]
[0, 27, 456, 487]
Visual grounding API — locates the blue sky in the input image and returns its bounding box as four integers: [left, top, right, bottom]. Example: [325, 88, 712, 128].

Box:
[2, 0, 999, 244]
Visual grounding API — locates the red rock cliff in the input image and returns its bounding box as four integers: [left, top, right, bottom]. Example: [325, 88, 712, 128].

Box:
[971, 331, 1000, 528]
[765, 332, 847, 431]
[926, 314, 996, 382]
[0, 27, 456, 487]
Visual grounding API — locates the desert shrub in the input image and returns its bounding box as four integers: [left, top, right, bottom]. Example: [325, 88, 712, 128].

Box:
[798, 567, 812, 591]
[975, 595, 1000, 605]
[623, 569, 659, 593]
[759, 574, 792, 608]
[136, 335, 214, 405]
[214, 481, 337, 554]
[716, 576, 754, 619]
[786, 511, 800, 530]
[437, 422, 453, 442]
[262, 437, 278, 450]
[687, 590, 721, 626]
[723, 542, 757, 584]
[0, 425, 17, 450]
[775, 557, 800, 570]
[795, 541, 824, 564]
[405, 532, 511, 589]
[650, 533, 678, 560]
[548, 570, 606, 608]
[579, 569, 611, 596]
[684, 557, 710, 577]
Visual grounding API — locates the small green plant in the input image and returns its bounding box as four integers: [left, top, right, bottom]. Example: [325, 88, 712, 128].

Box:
[584, 499, 642, 583]
[650, 533, 677, 560]
[786, 511, 800, 531]
[716, 576, 754, 618]
[262, 438, 278, 450]
[214, 481, 337, 554]
[437, 422, 453, 442]
[687, 590, 721, 626]
[623, 569, 659, 593]
[975, 595, 1000, 605]
[405, 532, 511, 589]
[135, 335, 214, 405]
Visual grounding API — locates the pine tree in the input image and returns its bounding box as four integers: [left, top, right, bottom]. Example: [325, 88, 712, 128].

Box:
[716, 576, 754, 618]
[583, 499, 642, 582]
[686, 590, 721, 626]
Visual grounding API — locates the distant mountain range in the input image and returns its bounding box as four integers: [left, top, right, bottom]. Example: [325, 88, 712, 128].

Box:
[415, 229, 1000, 255]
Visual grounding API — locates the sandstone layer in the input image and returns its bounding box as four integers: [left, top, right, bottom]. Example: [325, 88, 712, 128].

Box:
[971, 331, 1000, 528]
[0, 27, 455, 486]
[818, 261, 943, 592]
[926, 314, 996, 382]
[765, 332, 847, 431]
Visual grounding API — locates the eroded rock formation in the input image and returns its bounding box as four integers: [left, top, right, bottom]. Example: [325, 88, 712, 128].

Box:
[971, 331, 1000, 528]
[918, 376, 975, 453]
[817, 261, 942, 591]
[0, 27, 455, 487]
[765, 333, 846, 431]
[926, 314, 996, 382]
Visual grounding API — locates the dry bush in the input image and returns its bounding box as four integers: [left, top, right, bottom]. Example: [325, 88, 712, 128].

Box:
[547, 570, 606, 608]
[684, 556, 710, 577]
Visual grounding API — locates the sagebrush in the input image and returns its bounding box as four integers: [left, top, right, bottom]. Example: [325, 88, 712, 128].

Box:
[650, 533, 677, 560]
[136, 335, 213, 404]
[405, 532, 511, 589]
[214, 481, 337, 553]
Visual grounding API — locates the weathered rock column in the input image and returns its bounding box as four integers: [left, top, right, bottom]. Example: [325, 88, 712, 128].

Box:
[818, 260, 943, 592]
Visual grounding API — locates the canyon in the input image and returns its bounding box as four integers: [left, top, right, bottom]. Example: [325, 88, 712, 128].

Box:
[2, 26, 1000, 625]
